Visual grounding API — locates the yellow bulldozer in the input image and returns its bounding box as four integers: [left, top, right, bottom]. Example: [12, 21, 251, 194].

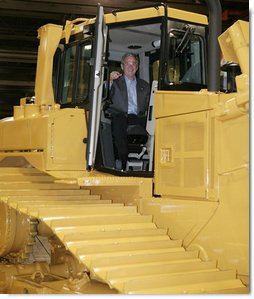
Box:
[0, 0, 249, 294]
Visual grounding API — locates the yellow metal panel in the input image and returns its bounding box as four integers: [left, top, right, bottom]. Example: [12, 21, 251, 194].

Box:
[167, 7, 207, 24]
[104, 6, 207, 25]
[105, 6, 165, 24]
[0, 108, 87, 171]
[0, 117, 48, 150]
[185, 93, 249, 276]
[35, 24, 63, 107]
[70, 5, 207, 37]
[140, 197, 218, 244]
[45, 109, 87, 171]
[217, 115, 248, 175]
[219, 20, 249, 75]
[154, 90, 219, 119]
[78, 175, 153, 206]
[155, 111, 212, 198]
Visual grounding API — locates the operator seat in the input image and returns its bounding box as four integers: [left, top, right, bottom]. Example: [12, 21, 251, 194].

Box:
[125, 80, 158, 171]
[126, 124, 149, 171]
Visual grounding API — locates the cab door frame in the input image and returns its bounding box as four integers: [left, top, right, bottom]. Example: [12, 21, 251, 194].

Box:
[86, 5, 108, 170]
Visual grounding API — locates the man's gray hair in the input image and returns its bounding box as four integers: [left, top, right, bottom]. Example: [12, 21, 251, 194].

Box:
[121, 53, 139, 65]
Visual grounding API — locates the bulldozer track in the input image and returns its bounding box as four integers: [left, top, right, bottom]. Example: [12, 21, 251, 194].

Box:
[0, 168, 247, 294]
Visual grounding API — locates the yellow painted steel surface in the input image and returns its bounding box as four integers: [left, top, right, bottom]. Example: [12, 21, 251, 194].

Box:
[0, 168, 247, 294]
[0, 4, 208, 173]
[0, 12, 249, 295]
[104, 6, 207, 25]
[35, 24, 63, 107]
[0, 108, 87, 172]
[66, 6, 207, 38]
[152, 19, 249, 287]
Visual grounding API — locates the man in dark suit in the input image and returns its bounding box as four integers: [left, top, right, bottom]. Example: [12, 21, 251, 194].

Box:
[107, 53, 150, 170]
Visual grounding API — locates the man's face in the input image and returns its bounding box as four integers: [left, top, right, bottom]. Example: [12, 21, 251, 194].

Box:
[122, 56, 138, 79]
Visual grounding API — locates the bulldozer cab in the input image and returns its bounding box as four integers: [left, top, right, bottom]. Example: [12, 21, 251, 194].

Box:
[52, 4, 208, 175]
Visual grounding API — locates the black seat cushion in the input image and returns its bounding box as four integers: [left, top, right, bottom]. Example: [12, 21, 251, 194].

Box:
[127, 125, 148, 144]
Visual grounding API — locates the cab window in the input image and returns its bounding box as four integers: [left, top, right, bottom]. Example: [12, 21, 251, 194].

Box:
[62, 44, 77, 104]
[53, 38, 92, 107]
[159, 19, 207, 90]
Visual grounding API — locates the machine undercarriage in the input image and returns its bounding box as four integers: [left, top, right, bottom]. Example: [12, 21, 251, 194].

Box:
[0, 167, 248, 294]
